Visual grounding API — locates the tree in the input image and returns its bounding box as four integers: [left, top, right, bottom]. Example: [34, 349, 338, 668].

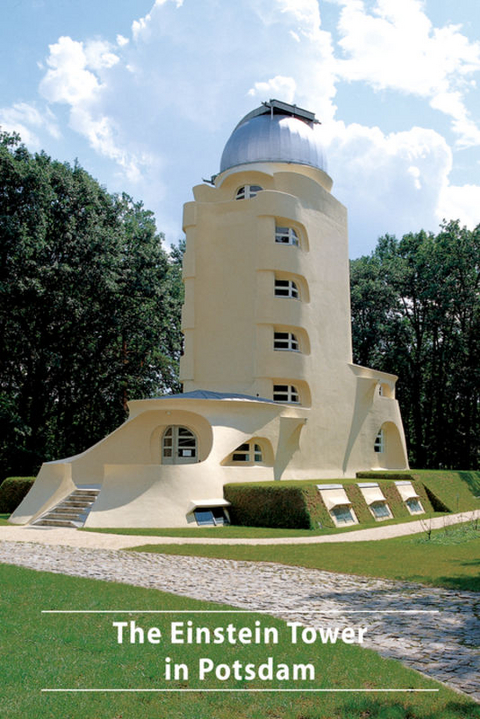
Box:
[0, 131, 184, 478]
[350, 222, 480, 469]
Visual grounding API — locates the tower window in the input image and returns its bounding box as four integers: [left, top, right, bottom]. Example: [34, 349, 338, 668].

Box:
[275, 226, 299, 246]
[374, 429, 384, 453]
[236, 185, 263, 200]
[274, 278, 299, 299]
[273, 384, 299, 403]
[274, 331, 299, 352]
[229, 441, 264, 464]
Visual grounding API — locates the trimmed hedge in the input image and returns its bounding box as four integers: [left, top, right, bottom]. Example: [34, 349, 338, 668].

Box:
[223, 484, 313, 529]
[0, 477, 35, 513]
[225, 476, 438, 530]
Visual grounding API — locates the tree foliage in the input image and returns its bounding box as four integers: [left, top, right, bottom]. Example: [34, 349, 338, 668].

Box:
[0, 131, 183, 478]
[351, 222, 480, 469]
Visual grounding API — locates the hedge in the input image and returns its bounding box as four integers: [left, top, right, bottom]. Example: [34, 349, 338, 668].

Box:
[223, 484, 313, 529]
[0, 477, 35, 513]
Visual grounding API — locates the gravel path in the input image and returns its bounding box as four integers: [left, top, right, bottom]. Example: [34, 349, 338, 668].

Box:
[0, 540, 478, 702]
[1, 510, 478, 548]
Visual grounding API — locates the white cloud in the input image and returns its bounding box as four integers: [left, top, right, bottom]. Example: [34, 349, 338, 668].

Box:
[0, 102, 60, 146]
[116, 34, 129, 47]
[248, 76, 297, 103]
[437, 183, 480, 228]
[132, 0, 184, 41]
[332, 0, 480, 147]
[39, 35, 149, 182]
[326, 121, 458, 252]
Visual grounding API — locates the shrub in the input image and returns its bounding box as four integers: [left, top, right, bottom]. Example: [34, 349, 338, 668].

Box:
[223, 484, 313, 529]
[0, 477, 35, 513]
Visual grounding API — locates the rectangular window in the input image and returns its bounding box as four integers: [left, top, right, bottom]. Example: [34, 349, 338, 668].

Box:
[194, 508, 230, 526]
[331, 506, 356, 525]
[275, 226, 299, 246]
[374, 430, 384, 453]
[273, 384, 299, 403]
[406, 498, 424, 514]
[274, 331, 299, 351]
[274, 279, 299, 299]
[371, 502, 390, 519]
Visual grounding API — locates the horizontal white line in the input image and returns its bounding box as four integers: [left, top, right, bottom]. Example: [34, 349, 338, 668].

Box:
[42, 688, 439, 693]
[42, 609, 440, 614]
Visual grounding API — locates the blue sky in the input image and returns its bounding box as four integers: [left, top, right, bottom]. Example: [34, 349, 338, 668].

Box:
[1, 0, 480, 257]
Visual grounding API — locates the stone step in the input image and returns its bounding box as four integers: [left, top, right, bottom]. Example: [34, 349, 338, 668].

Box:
[34, 518, 79, 528]
[44, 511, 84, 521]
[32, 486, 101, 527]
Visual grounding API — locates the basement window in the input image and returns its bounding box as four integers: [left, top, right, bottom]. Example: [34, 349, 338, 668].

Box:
[273, 384, 299, 403]
[275, 226, 299, 246]
[331, 505, 356, 525]
[236, 185, 263, 200]
[406, 498, 424, 514]
[194, 507, 230, 526]
[370, 502, 391, 520]
[274, 278, 299, 299]
[274, 331, 299, 351]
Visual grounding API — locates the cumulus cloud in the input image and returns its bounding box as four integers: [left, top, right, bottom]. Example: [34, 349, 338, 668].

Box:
[248, 76, 297, 103]
[326, 122, 456, 253]
[39, 35, 149, 182]
[332, 0, 480, 147]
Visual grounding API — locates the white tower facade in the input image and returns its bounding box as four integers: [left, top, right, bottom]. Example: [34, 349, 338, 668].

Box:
[180, 100, 408, 477]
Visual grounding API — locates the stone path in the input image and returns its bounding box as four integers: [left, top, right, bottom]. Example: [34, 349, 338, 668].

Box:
[0, 540, 478, 702]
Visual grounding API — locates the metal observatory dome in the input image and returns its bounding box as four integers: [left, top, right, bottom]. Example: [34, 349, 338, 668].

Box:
[220, 99, 327, 174]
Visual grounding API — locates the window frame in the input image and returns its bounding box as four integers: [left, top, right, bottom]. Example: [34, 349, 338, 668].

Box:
[273, 384, 300, 404]
[273, 331, 300, 352]
[274, 278, 299, 299]
[228, 440, 264, 465]
[374, 429, 385, 453]
[162, 425, 198, 464]
[194, 507, 230, 526]
[275, 225, 300, 246]
[235, 184, 263, 200]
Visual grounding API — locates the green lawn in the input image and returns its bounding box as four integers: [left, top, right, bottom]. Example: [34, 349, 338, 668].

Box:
[0, 513, 10, 525]
[0, 562, 477, 719]
[130, 522, 480, 593]
[82, 511, 447, 539]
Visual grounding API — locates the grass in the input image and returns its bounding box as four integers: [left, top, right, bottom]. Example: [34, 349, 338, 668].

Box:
[0, 513, 11, 525]
[129, 521, 480, 593]
[81, 511, 447, 539]
[0, 562, 478, 719]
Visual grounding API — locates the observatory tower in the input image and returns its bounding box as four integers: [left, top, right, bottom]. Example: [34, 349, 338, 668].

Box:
[11, 100, 409, 529]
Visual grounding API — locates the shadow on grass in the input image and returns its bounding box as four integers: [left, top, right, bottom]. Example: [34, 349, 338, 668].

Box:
[458, 471, 480, 496]
[337, 698, 480, 719]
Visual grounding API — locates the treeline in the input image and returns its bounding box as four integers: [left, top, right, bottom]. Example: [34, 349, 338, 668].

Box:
[1, 131, 478, 477]
[350, 222, 480, 469]
[0, 131, 183, 479]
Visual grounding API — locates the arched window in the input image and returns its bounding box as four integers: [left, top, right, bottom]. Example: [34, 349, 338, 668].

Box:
[273, 384, 299, 403]
[236, 185, 263, 200]
[162, 426, 197, 464]
[274, 278, 299, 299]
[274, 331, 299, 351]
[229, 441, 263, 464]
[275, 226, 299, 246]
